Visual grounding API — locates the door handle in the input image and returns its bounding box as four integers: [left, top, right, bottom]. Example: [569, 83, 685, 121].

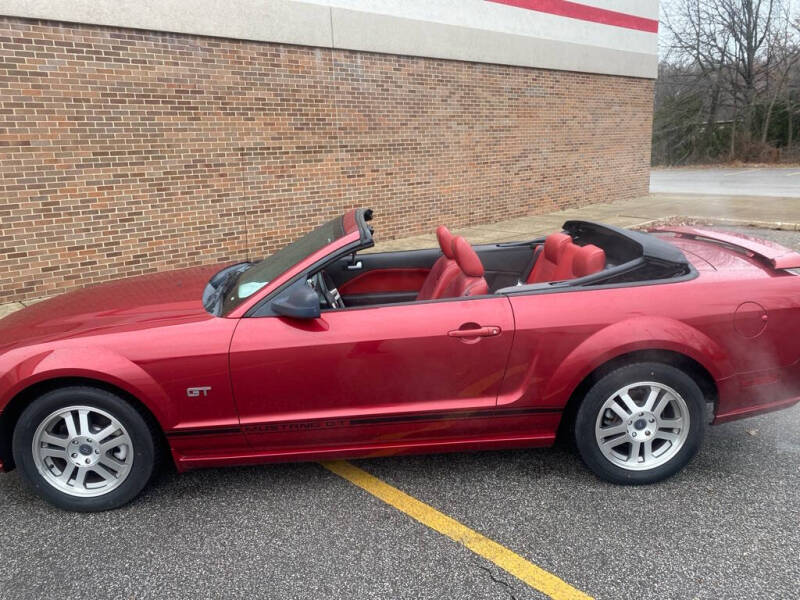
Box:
[448, 326, 501, 338]
[346, 261, 363, 271]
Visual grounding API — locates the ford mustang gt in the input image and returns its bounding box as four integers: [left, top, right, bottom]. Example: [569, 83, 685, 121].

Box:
[1, 209, 799, 511]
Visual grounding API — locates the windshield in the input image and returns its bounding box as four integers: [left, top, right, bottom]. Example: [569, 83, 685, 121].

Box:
[220, 216, 346, 315]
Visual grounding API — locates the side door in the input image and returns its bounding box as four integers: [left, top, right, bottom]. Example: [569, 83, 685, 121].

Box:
[228, 296, 515, 452]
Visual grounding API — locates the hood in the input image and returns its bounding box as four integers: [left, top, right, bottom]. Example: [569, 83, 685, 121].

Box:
[0, 264, 227, 352]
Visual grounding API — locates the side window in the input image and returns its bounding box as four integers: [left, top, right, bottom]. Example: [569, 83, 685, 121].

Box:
[311, 270, 345, 311]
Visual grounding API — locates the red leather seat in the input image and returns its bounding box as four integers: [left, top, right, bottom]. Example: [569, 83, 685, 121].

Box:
[573, 244, 606, 277]
[441, 237, 489, 298]
[527, 233, 606, 283]
[553, 239, 581, 280]
[416, 226, 462, 301]
[552, 242, 606, 280]
[527, 233, 571, 283]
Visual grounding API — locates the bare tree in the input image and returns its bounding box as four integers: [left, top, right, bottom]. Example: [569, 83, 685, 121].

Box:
[714, 0, 778, 146]
[759, 3, 800, 144]
[654, 0, 800, 164]
[662, 0, 732, 160]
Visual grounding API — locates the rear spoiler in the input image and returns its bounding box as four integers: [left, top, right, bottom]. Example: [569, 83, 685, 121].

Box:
[651, 226, 800, 269]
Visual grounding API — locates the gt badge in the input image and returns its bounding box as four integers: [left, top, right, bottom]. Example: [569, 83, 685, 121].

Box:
[187, 386, 212, 398]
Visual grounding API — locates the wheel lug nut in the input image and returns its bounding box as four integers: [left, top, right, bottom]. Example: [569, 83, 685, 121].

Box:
[645, 431, 651, 436]
[94, 449, 99, 454]
[632, 432, 637, 437]
[71, 453, 77, 458]
[649, 418, 655, 423]
[85, 458, 90, 464]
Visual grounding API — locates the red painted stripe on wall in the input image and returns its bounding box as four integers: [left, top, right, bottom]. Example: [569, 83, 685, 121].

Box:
[487, 0, 659, 33]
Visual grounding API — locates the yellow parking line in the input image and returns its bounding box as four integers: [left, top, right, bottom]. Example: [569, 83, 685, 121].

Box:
[322, 460, 593, 600]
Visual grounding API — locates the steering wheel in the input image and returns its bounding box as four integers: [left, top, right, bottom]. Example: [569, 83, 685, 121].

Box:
[314, 271, 345, 309]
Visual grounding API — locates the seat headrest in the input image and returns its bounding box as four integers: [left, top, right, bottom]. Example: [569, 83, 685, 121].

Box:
[452, 237, 484, 277]
[436, 226, 455, 259]
[544, 233, 572, 262]
[574, 244, 606, 277]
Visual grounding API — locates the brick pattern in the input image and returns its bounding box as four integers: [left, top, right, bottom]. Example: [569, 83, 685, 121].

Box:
[0, 17, 654, 304]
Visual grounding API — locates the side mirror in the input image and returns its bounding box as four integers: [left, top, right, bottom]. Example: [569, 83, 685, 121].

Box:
[271, 281, 320, 320]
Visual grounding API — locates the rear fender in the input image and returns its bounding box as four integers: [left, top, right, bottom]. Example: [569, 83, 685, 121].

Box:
[542, 316, 732, 407]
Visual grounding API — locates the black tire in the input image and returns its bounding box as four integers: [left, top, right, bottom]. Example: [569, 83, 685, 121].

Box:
[574, 362, 705, 485]
[12, 386, 159, 511]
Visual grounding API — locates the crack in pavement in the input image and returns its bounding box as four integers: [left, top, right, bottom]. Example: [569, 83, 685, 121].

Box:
[479, 564, 520, 600]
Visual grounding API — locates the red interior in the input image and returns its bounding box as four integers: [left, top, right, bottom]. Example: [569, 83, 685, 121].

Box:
[339, 268, 431, 295]
[342, 226, 605, 300]
[416, 226, 461, 301]
[527, 232, 570, 283]
[441, 237, 489, 297]
[528, 232, 606, 283]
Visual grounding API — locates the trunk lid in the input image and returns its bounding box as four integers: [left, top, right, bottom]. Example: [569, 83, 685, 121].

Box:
[650, 226, 800, 271]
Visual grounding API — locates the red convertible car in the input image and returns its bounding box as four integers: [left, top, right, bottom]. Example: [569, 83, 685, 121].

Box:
[2, 209, 800, 511]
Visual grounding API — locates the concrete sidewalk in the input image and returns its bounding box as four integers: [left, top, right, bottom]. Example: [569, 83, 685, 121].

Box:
[2, 191, 799, 319]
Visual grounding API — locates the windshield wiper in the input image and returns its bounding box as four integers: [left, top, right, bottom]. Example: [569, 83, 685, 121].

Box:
[204, 263, 251, 316]
[218, 268, 244, 302]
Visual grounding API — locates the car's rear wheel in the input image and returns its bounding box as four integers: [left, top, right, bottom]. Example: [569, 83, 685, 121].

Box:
[12, 386, 158, 511]
[574, 362, 705, 484]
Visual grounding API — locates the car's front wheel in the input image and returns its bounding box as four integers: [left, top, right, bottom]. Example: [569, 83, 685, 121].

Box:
[12, 386, 158, 511]
[574, 362, 705, 485]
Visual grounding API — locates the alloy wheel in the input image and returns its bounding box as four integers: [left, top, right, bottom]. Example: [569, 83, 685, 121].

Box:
[594, 381, 690, 471]
[31, 405, 134, 497]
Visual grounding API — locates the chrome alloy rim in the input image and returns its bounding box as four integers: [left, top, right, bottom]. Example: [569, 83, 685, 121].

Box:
[31, 405, 134, 497]
[594, 382, 690, 471]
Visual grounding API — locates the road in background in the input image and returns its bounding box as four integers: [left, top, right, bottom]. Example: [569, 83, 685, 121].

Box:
[651, 167, 800, 197]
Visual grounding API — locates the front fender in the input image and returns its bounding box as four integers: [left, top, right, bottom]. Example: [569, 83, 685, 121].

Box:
[0, 346, 175, 429]
[542, 316, 733, 407]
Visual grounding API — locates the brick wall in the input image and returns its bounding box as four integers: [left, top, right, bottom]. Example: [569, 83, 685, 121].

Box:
[0, 17, 654, 305]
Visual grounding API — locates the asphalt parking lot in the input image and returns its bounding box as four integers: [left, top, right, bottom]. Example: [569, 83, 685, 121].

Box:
[1, 227, 799, 600]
